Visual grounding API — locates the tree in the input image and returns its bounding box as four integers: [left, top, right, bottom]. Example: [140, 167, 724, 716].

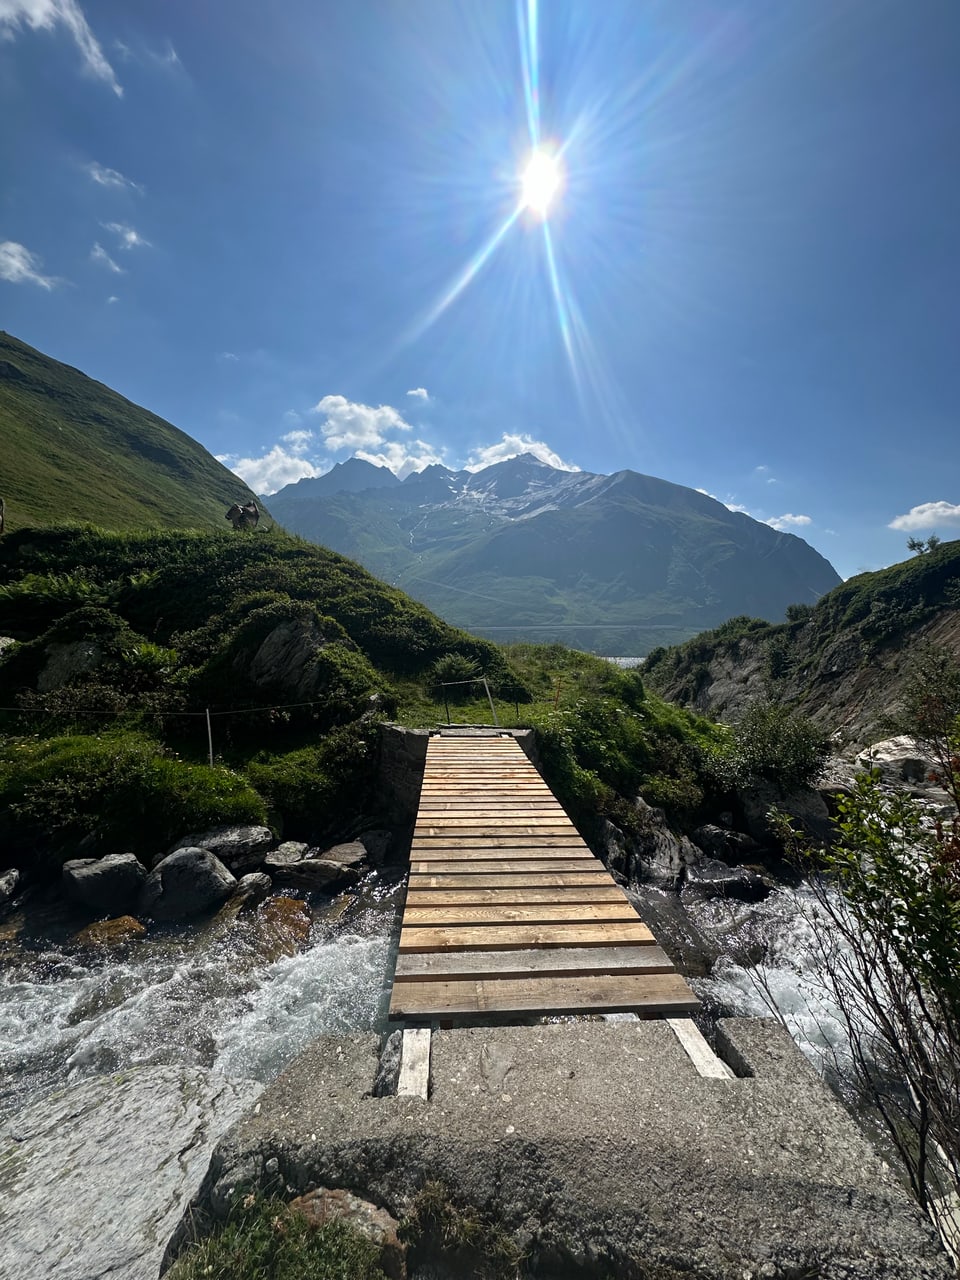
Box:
[907, 535, 942, 556]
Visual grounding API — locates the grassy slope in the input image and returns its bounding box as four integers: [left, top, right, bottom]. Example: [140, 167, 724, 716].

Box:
[0, 331, 264, 532]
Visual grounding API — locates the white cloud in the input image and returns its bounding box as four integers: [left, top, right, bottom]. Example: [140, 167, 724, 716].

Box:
[218, 445, 325, 496]
[463, 433, 580, 473]
[0, 1, 121, 95]
[0, 239, 58, 288]
[218, 351, 239, 363]
[356, 440, 445, 479]
[282, 428, 313, 452]
[765, 513, 812, 532]
[90, 242, 123, 273]
[725, 502, 751, 514]
[889, 501, 960, 532]
[101, 221, 150, 250]
[85, 161, 142, 193]
[106, 294, 118, 303]
[406, 387, 429, 401]
[312, 394, 412, 450]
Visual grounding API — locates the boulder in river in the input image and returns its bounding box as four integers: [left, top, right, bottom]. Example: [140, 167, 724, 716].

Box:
[740, 781, 835, 847]
[161, 825, 274, 874]
[262, 841, 309, 875]
[682, 857, 770, 903]
[271, 841, 368, 894]
[62, 852, 146, 915]
[139, 847, 237, 920]
[602, 799, 703, 890]
[691, 823, 763, 865]
[73, 914, 147, 947]
[0, 867, 21, 907]
[855, 736, 941, 787]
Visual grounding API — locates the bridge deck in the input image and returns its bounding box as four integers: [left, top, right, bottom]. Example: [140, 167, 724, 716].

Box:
[388, 733, 699, 1023]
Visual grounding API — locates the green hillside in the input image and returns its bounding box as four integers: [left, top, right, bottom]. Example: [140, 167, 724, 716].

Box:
[0, 526, 724, 870]
[0, 331, 263, 532]
[644, 540, 960, 741]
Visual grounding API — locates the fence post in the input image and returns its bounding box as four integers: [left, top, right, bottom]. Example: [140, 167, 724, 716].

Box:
[206, 707, 214, 767]
[482, 676, 499, 727]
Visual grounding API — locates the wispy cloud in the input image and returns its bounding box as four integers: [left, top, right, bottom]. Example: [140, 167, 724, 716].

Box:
[0, 1, 121, 95]
[356, 441, 445, 479]
[406, 387, 430, 401]
[106, 294, 118, 303]
[889, 501, 960, 532]
[101, 221, 150, 250]
[464, 433, 579, 473]
[766, 513, 812, 532]
[0, 239, 59, 288]
[218, 351, 239, 363]
[90, 242, 123, 273]
[312, 394, 412, 450]
[85, 161, 142, 193]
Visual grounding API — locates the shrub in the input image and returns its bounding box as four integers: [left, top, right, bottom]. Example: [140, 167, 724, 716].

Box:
[0, 732, 267, 866]
[429, 652, 481, 702]
[717, 700, 831, 793]
[244, 721, 378, 839]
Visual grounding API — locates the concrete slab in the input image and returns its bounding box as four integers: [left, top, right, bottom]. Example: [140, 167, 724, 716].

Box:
[170, 1018, 952, 1279]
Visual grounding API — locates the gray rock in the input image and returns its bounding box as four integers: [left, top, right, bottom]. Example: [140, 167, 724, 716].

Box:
[36, 639, 103, 693]
[602, 799, 703, 889]
[856, 736, 941, 787]
[271, 857, 361, 894]
[163, 825, 274, 874]
[288, 1188, 406, 1280]
[234, 872, 272, 906]
[262, 841, 308, 875]
[139, 847, 237, 920]
[319, 840, 368, 869]
[682, 857, 770, 903]
[691, 823, 763, 865]
[0, 1066, 258, 1280]
[358, 829, 393, 863]
[741, 782, 835, 847]
[62, 852, 146, 915]
[0, 867, 21, 906]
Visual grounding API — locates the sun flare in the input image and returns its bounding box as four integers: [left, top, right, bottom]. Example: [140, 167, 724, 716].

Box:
[521, 148, 562, 219]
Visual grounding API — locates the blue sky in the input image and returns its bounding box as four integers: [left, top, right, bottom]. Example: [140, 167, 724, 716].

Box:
[1, 0, 958, 579]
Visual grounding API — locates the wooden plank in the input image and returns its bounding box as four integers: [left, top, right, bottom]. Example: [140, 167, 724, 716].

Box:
[410, 847, 596, 862]
[412, 834, 587, 845]
[399, 922, 655, 951]
[396, 1027, 431, 1097]
[666, 1018, 735, 1079]
[415, 824, 578, 836]
[403, 903, 639, 926]
[409, 871, 612, 887]
[394, 945, 676, 981]
[412, 860, 606, 875]
[405, 886, 629, 906]
[389, 972, 699, 1018]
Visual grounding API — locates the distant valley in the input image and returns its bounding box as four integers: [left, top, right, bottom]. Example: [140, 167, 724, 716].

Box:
[267, 455, 842, 655]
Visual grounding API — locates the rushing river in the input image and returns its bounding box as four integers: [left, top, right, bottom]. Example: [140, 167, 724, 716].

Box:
[0, 874, 402, 1120]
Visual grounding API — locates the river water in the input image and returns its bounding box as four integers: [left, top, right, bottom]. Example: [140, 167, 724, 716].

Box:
[0, 875, 402, 1121]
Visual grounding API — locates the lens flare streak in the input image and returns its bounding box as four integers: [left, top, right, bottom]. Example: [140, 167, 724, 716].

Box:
[518, 0, 541, 148]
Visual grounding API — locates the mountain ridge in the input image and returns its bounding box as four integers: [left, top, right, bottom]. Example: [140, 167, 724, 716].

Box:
[267, 454, 842, 654]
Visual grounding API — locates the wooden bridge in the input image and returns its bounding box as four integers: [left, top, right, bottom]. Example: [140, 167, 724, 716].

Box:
[388, 731, 699, 1023]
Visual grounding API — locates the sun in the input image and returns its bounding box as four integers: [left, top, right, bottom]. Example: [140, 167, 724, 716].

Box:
[520, 148, 562, 219]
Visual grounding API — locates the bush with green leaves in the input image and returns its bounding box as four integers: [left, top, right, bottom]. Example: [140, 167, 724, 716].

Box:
[713, 700, 831, 794]
[0, 731, 267, 865]
[244, 721, 379, 840]
[775, 761, 960, 1260]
